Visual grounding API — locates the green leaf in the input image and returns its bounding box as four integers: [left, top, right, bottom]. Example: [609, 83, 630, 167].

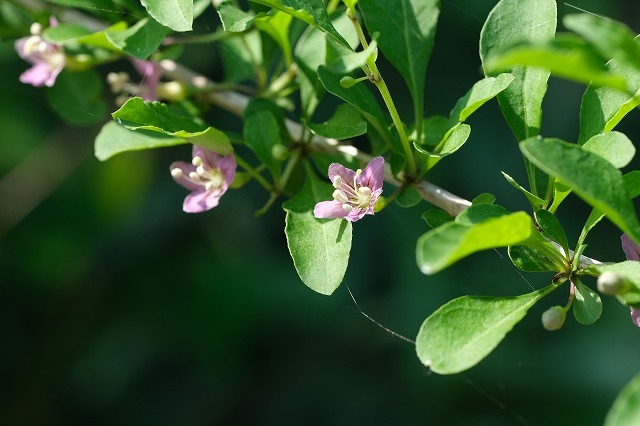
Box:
[480, 0, 556, 141]
[549, 180, 572, 213]
[419, 115, 450, 147]
[455, 203, 510, 226]
[244, 109, 282, 179]
[217, 2, 255, 32]
[484, 36, 628, 91]
[396, 186, 421, 208]
[254, 11, 294, 65]
[112, 97, 233, 154]
[140, 0, 192, 32]
[605, 372, 640, 426]
[325, 37, 378, 74]
[582, 131, 636, 169]
[95, 121, 184, 161]
[46, 69, 106, 125]
[585, 261, 640, 305]
[421, 209, 452, 229]
[414, 123, 471, 171]
[220, 31, 262, 83]
[416, 285, 554, 374]
[283, 176, 352, 295]
[501, 172, 545, 210]
[359, 0, 440, 130]
[472, 193, 496, 205]
[42, 23, 91, 43]
[416, 211, 537, 274]
[572, 280, 602, 325]
[449, 73, 515, 123]
[508, 245, 559, 272]
[317, 65, 392, 145]
[578, 52, 640, 144]
[249, 0, 348, 46]
[534, 209, 569, 256]
[564, 14, 640, 71]
[520, 137, 640, 245]
[106, 17, 169, 60]
[308, 104, 367, 140]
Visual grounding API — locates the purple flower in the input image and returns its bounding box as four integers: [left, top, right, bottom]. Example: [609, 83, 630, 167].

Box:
[314, 156, 384, 222]
[131, 58, 163, 101]
[170, 146, 236, 213]
[15, 20, 65, 87]
[621, 234, 640, 327]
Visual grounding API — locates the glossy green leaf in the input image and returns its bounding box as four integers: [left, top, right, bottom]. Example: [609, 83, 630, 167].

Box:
[582, 131, 635, 169]
[283, 176, 352, 295]
[605, 372, 640, 426]
[501, 172, 545, 210]
[416, 211, 536, 274]
[308, 104, 367, 140]
[244, 109, 282, 179]
[359, 0, 440, 131]
[508, 245, 558, 272]
[549, 180, 572, 213]
[480, 0, 556, 141]
[317, 65, 392, 145]
[140, 0, 192, 32]
[42, 23, 91, 43]
[578, 52, 640, 144]
[255, 11, 294, 65]
[484, 36, 627, 91]
[46, 69, 106, 125]
[419, 115, 450, 147]
[325, 37, 378, 74]
[106, 17, 169, 60]
[520, 137, 640, 245]
[95, 121, 184, 161]
[564, 14, 640, 71]
[112, 97, 233, 154]
[416, 285, 554, 374]
[217, 2, 255, 32]
[250, 0, 348, 46]
[449, 73, 514, 123]
[220, 31, 262, 83]
[472, 193, 496, 205]
[572, 280, 602, 325]
[534, 209, 569, 256]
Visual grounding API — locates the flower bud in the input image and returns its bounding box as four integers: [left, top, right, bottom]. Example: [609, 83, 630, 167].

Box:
[373, 195, 387, 213]
[271, 144, 289, 161]
[340, 76, 359, 88]
[597, 271, 625, 295]
[541, 306, 566, 331]
[156, 81, 188, 101]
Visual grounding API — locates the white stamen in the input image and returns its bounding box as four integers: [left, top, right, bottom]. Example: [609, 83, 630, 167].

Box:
[171, 168, 183, 178]
[205, 182, 216, 191]
[196, 165, 206, 176]
[333, 189, 349, 204]
[359, 186, 372, 196]
[30, 22, 43, 35]
[23, 36, 41, 54]
[192, 156, 203, 166]
[342, 204, 354, 212]
[189, 171, 200, 180]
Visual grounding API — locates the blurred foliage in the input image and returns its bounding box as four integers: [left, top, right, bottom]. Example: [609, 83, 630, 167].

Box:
[1, 1, 640, 425]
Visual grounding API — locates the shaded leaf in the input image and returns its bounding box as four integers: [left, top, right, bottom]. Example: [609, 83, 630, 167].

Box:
[501, 172, 545, 210]
[46, 69, 106, 125]
[572, 280, 602, 325]
[283, 176, 352, 295]
[508, 245, 559, 272]
[421, 209, 452, 229]
[534, 209, 569, 256]
[308, 104, 367, 139]
[217, 2, 255, 32]
[520, 137, 640, 245]
[244, 109, 282, 179]
[605, 372, 640, 426]
[106, 17, 169, 60]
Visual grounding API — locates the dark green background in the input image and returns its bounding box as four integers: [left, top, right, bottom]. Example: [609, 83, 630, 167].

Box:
[1, 1, 640, 424]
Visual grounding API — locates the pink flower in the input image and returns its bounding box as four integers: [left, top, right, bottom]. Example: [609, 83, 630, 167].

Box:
[621, 234, 640, 327]
[314, 156, 384, 222]
[170, 146, 236, 213]
[15, 19, 65, 87]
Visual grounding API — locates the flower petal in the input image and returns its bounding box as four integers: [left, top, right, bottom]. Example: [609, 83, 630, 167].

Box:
[622, 234, 640, 261]
[359, 156, 385, 192]
[218, 154, 236, 186]
[19, 62, 56, 87]
[328, 163, 356, 185]
[183, 189, 221, 213]
[170, 161, 201, 191]
[631, 307, 640, 328]
[314, 200, 348, 219]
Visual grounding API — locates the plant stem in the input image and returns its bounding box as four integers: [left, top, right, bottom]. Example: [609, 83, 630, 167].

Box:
[235, 156, 273, 191]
